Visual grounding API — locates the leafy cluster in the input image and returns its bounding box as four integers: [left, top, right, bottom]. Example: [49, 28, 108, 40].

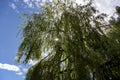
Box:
[17, 0, 120, 80]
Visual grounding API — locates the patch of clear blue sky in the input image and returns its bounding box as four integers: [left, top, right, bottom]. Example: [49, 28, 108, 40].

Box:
[0, 0, 39, 80]
[0, 0, 23, 80]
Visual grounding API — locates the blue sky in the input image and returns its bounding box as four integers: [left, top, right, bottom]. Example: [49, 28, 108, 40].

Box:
[0, 0, 27, 80]
[0, 0, 39, 80]
[0, 0, 120, 80]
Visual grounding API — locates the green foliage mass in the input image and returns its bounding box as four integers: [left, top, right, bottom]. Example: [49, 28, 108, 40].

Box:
[16, 0, 120, 80]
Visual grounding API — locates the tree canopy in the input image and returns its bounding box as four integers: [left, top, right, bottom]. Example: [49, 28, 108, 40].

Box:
[16, 0, 120, 80]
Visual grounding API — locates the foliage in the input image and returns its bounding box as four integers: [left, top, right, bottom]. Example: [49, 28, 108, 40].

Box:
[101, 6, 120, 80]
[16, 0, 120, 80]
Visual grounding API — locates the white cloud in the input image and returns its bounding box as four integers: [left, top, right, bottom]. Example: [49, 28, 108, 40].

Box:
[23, 0, 29, 3]
[28, 2, 33, 8]
[19, 65, 28, 73]
[94, 0, 113, 15]
[76, 0, 87, 5]
[10, 3, 17, 10]
[16, 72, 23, 75]
[0, 63, 29, 76]
[0, 63, 20, 72]
[22, 0, 52, 8]
[28, 59, 38, 65]
[22, 68, 28, 73]
[23, 0, 34, 8]
[12, 0, 120, 13]
[75, 0, 120, 18]
[9, 3, 19, 13]
[93, 0, 120, 16]
[42, 0, 47, 3]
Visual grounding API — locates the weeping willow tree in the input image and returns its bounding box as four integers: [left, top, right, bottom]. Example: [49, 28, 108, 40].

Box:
[16, 0, 120, 80]
[100, 6, 120, 80]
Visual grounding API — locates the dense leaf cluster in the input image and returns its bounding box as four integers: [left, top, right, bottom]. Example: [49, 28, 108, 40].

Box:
[17, 0, 120, 80]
